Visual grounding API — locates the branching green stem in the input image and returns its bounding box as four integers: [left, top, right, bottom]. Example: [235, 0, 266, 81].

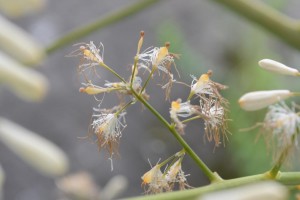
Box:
[158, 153, 177, 168]
[115, 101, 134, 116]
[140, 67, 156, 94]
[45, 0, 160, 54]
[130, 88, 222, 182]
[100, 62, 126, 83]
[268, 146, 292, 178]
[163, 150, 185, 177]
[182, 116, 202, 124]
[126, 172, 300, 200]
[213, 0, 300, 51]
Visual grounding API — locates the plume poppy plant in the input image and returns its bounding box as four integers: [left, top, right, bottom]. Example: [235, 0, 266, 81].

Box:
[70, 31, 230, 194]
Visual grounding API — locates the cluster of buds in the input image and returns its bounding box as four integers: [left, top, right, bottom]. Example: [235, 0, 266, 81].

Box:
[170, 70, 229, 147]
[239, 59, 300, 158]
[263, 102, 300, 156]
[141, 150, 191, 194]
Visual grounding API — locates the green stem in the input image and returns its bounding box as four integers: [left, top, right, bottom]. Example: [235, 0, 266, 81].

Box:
[182, 116, 202, 124]
[158, 153, 177, 168]
[140, 67, 156, 94]
[100, 62, 126, 83]
[163, 150, 185, 177]
[292, 92, 300, 97]
[130, 56, 139, 87]
[213, 0, 300, 51]
[45, 0, 160, 54]
[130, 88, 221, 182]
[268, 146, 291, 178]
[127, 172, 300, 200]
[187, 92, 195, 101]
[115, 101, 134, 116]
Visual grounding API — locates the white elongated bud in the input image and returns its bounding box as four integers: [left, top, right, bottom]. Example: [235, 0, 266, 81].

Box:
[0, 0, 46, 18]
[0, 118, 69, 177]
[0, 51, 48, 101]
[0, 15, 45, 65]
[200, 181, 288, 200]
[238, 90, 293, 111]
[259, 59, 300, 76]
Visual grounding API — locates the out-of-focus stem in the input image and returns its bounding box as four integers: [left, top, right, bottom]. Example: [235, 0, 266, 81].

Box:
[45, 0, 160, 54]
[213, 0, 300, 50]
[268, 146, 291, 179]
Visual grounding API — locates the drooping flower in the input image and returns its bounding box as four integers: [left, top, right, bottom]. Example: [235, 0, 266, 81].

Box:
[165, 159, 191, 190]
[141, 151, 191, 194]
[170, 99, 201, 134]
[189, 72, 211, 99]
[178, 70, 229, 146]
[135, 34, 180, 99]
[188, 70, 228, 103]
[200, 100, 229, 147]
[78, 41, 104, 64]
[67, 41, 105, 80]
[259, 59, 300, 76]
[79, 82, 124, 95]
[91, 106, 127, 157]
[141, 164, 170, 194]
[238, 90, 294, 111]
[138, 43, 176, 82]
[151, 43, 174, 70]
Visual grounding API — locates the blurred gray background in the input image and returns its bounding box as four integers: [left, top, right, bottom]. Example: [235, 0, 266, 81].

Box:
[1, 0, 300, 199]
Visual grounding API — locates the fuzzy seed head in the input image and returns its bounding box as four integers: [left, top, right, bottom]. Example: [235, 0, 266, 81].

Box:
[91, 109, 126, 157]
[263, 102, 300, 151]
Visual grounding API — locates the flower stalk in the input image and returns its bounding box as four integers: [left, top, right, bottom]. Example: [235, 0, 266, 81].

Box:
[100, 62, 126, 83]
[268, 146, 292, 179]
[130, 88, 222, 183]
